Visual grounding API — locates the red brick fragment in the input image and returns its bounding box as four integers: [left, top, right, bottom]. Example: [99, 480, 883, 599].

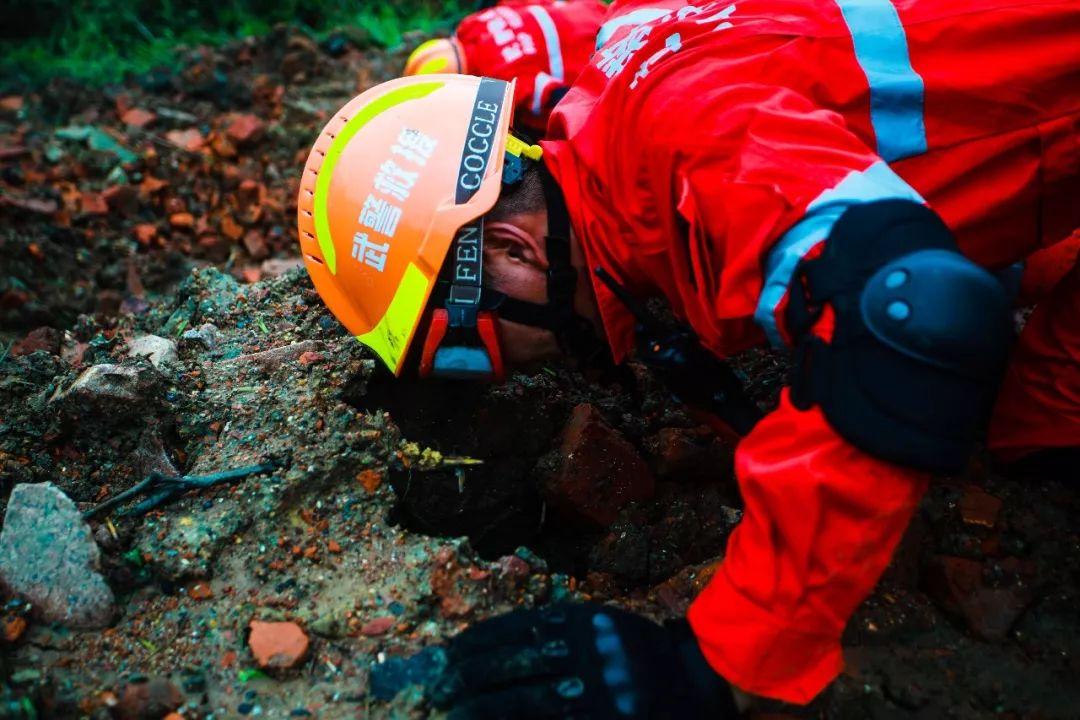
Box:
[360, 616, 395, 636]
[248, 620, 309, 670]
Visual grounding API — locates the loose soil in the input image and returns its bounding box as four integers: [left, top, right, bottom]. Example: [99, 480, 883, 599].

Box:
[1, 26, 1077, 720]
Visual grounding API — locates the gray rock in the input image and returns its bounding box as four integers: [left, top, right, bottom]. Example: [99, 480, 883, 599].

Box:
[127, 335, 178, 368]
[51, 362, 162, 423]
[0, 483, 115, 628]
[59, 363, 142, 404]
[180, 323, 219, 350]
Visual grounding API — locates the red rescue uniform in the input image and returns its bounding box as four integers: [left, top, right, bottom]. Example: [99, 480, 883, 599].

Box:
[454, 0, 608, 133]
[541, 0, 1080, 703]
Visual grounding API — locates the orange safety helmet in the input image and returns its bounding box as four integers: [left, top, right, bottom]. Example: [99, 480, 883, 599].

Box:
[404, 38, 467, 76]
[297, 74, 544, 381]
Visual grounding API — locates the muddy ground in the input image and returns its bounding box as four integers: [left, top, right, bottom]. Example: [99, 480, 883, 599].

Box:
[1, 27, 1078, 720]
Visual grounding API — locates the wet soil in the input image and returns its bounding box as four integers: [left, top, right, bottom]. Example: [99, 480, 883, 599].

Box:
[1, 25, 1078, 720]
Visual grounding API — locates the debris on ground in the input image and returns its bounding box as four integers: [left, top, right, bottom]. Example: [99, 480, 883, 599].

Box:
[0, 483, 115, 628]
[0, 20, 1077, 720]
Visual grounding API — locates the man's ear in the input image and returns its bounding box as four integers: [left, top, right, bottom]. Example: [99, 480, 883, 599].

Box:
[486, 220, 549, 270]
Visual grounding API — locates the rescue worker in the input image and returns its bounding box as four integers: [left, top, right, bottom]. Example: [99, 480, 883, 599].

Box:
[297, 0, 1080, 715]
[403, 0, 607, 133]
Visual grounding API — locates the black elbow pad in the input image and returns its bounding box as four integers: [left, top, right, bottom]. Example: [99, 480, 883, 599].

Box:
[786, 200, 1012, 472]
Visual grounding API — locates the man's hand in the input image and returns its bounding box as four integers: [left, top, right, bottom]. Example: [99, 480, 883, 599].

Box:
[428, 602, 737, 719]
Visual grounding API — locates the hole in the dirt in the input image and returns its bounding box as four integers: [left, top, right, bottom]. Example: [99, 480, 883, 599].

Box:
[358, 374, 574, 561]
[350, 366, 747, 587]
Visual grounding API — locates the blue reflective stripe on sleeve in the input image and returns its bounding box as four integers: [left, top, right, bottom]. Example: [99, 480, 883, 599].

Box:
[528, 6, 564, 81]
[595, 8, 670, 50]
[834, 0, 928, 162]
[532, 71, 560, 115]
[754, 161, 925, 347]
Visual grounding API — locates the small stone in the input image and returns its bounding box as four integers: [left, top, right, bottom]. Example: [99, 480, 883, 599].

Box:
[11, 326, 61, 357]
[361, 616, 396, 637]
[644, 426, 730, 481]
[497, 555, 530, 580]
[169, 212, 195, 229]
[3, 616, 27, 642]
[189, 582, 213, 601]
[309, 611, 347, 639]
[103, 184, 139, 215]
[80, 192, 109, 215]
[327, 540, 342, 553]
[0, 483, 115, 628]
[297, 351, 322, 366]
[180, 323, 219, 350]
[116, 677, 183, 720]
[546, 404, 655, 527]
[133, 223, 158, 246]
[243, 229, 269, 259]
[220, 214, 244, 241]
[127, 335, 178, 369]
[121, 108, 157, 128]
[959, 486, 1003, 528]
[357, 469, 382, 493]
[923, 555, 1031, 641]
[226, 114, 266, 145]
[164, 128, 205, 152]
[59, 363, 143, 405]
[248, 620, 309, 670]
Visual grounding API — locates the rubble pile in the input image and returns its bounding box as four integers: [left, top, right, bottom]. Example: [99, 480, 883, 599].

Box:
[0, 22, 1077, 720]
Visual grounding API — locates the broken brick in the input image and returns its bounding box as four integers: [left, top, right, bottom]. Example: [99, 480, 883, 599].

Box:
[248, 620, 309, 670]
[133, 223, 158, 246]
[226, 113, 266, 145]
[169, 212, 195, 229]
[3, 616, 27, 643]
[220, 214, 244, 241]
[545, 404, 655, 527]
[644, 426, 730, 481]
[120, 108, 157, 128]
[243, 229, 269, 259]
[116, 677, 183, 720]
[164, 128, 205, 152]
[360, 616, 395, 637]
[357, 469, 382, 493]
[923, 555, 1031, 641]
[80, 192, 109, 215]
[209, 132, 237, 159]
[188, 582, 213, 601]
[959, 486, 1003, 529]
[103, 185, 139, 216]
[11, 326, 61, 357]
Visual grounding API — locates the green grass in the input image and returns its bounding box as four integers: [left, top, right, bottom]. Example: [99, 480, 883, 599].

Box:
[0, 0, 476, 86]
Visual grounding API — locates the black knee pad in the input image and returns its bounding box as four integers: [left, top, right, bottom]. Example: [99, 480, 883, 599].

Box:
[786, 200, 1013, 472]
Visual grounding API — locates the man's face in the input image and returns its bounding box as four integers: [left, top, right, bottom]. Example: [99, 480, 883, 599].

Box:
[482, 213, 564, 368]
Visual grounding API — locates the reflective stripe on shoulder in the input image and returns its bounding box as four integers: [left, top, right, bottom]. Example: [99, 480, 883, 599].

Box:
[754, 161, 925, 347]
[528, 5, 565, 81]
[532, 71, 561, 115]
[834, 0, 928, 162]
[595, 8, 670, 50]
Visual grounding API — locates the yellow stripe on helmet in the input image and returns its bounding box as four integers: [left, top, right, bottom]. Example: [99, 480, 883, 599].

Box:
[313, 81, 443, 275]
[417, 57, 450, 74]
[357, 261, 431, 373]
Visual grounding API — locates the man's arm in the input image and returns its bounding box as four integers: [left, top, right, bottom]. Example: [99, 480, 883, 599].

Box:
[640, 80, 1009, 702]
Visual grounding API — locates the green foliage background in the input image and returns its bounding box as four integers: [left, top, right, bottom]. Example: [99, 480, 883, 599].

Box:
[0, 0, 477, 85]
